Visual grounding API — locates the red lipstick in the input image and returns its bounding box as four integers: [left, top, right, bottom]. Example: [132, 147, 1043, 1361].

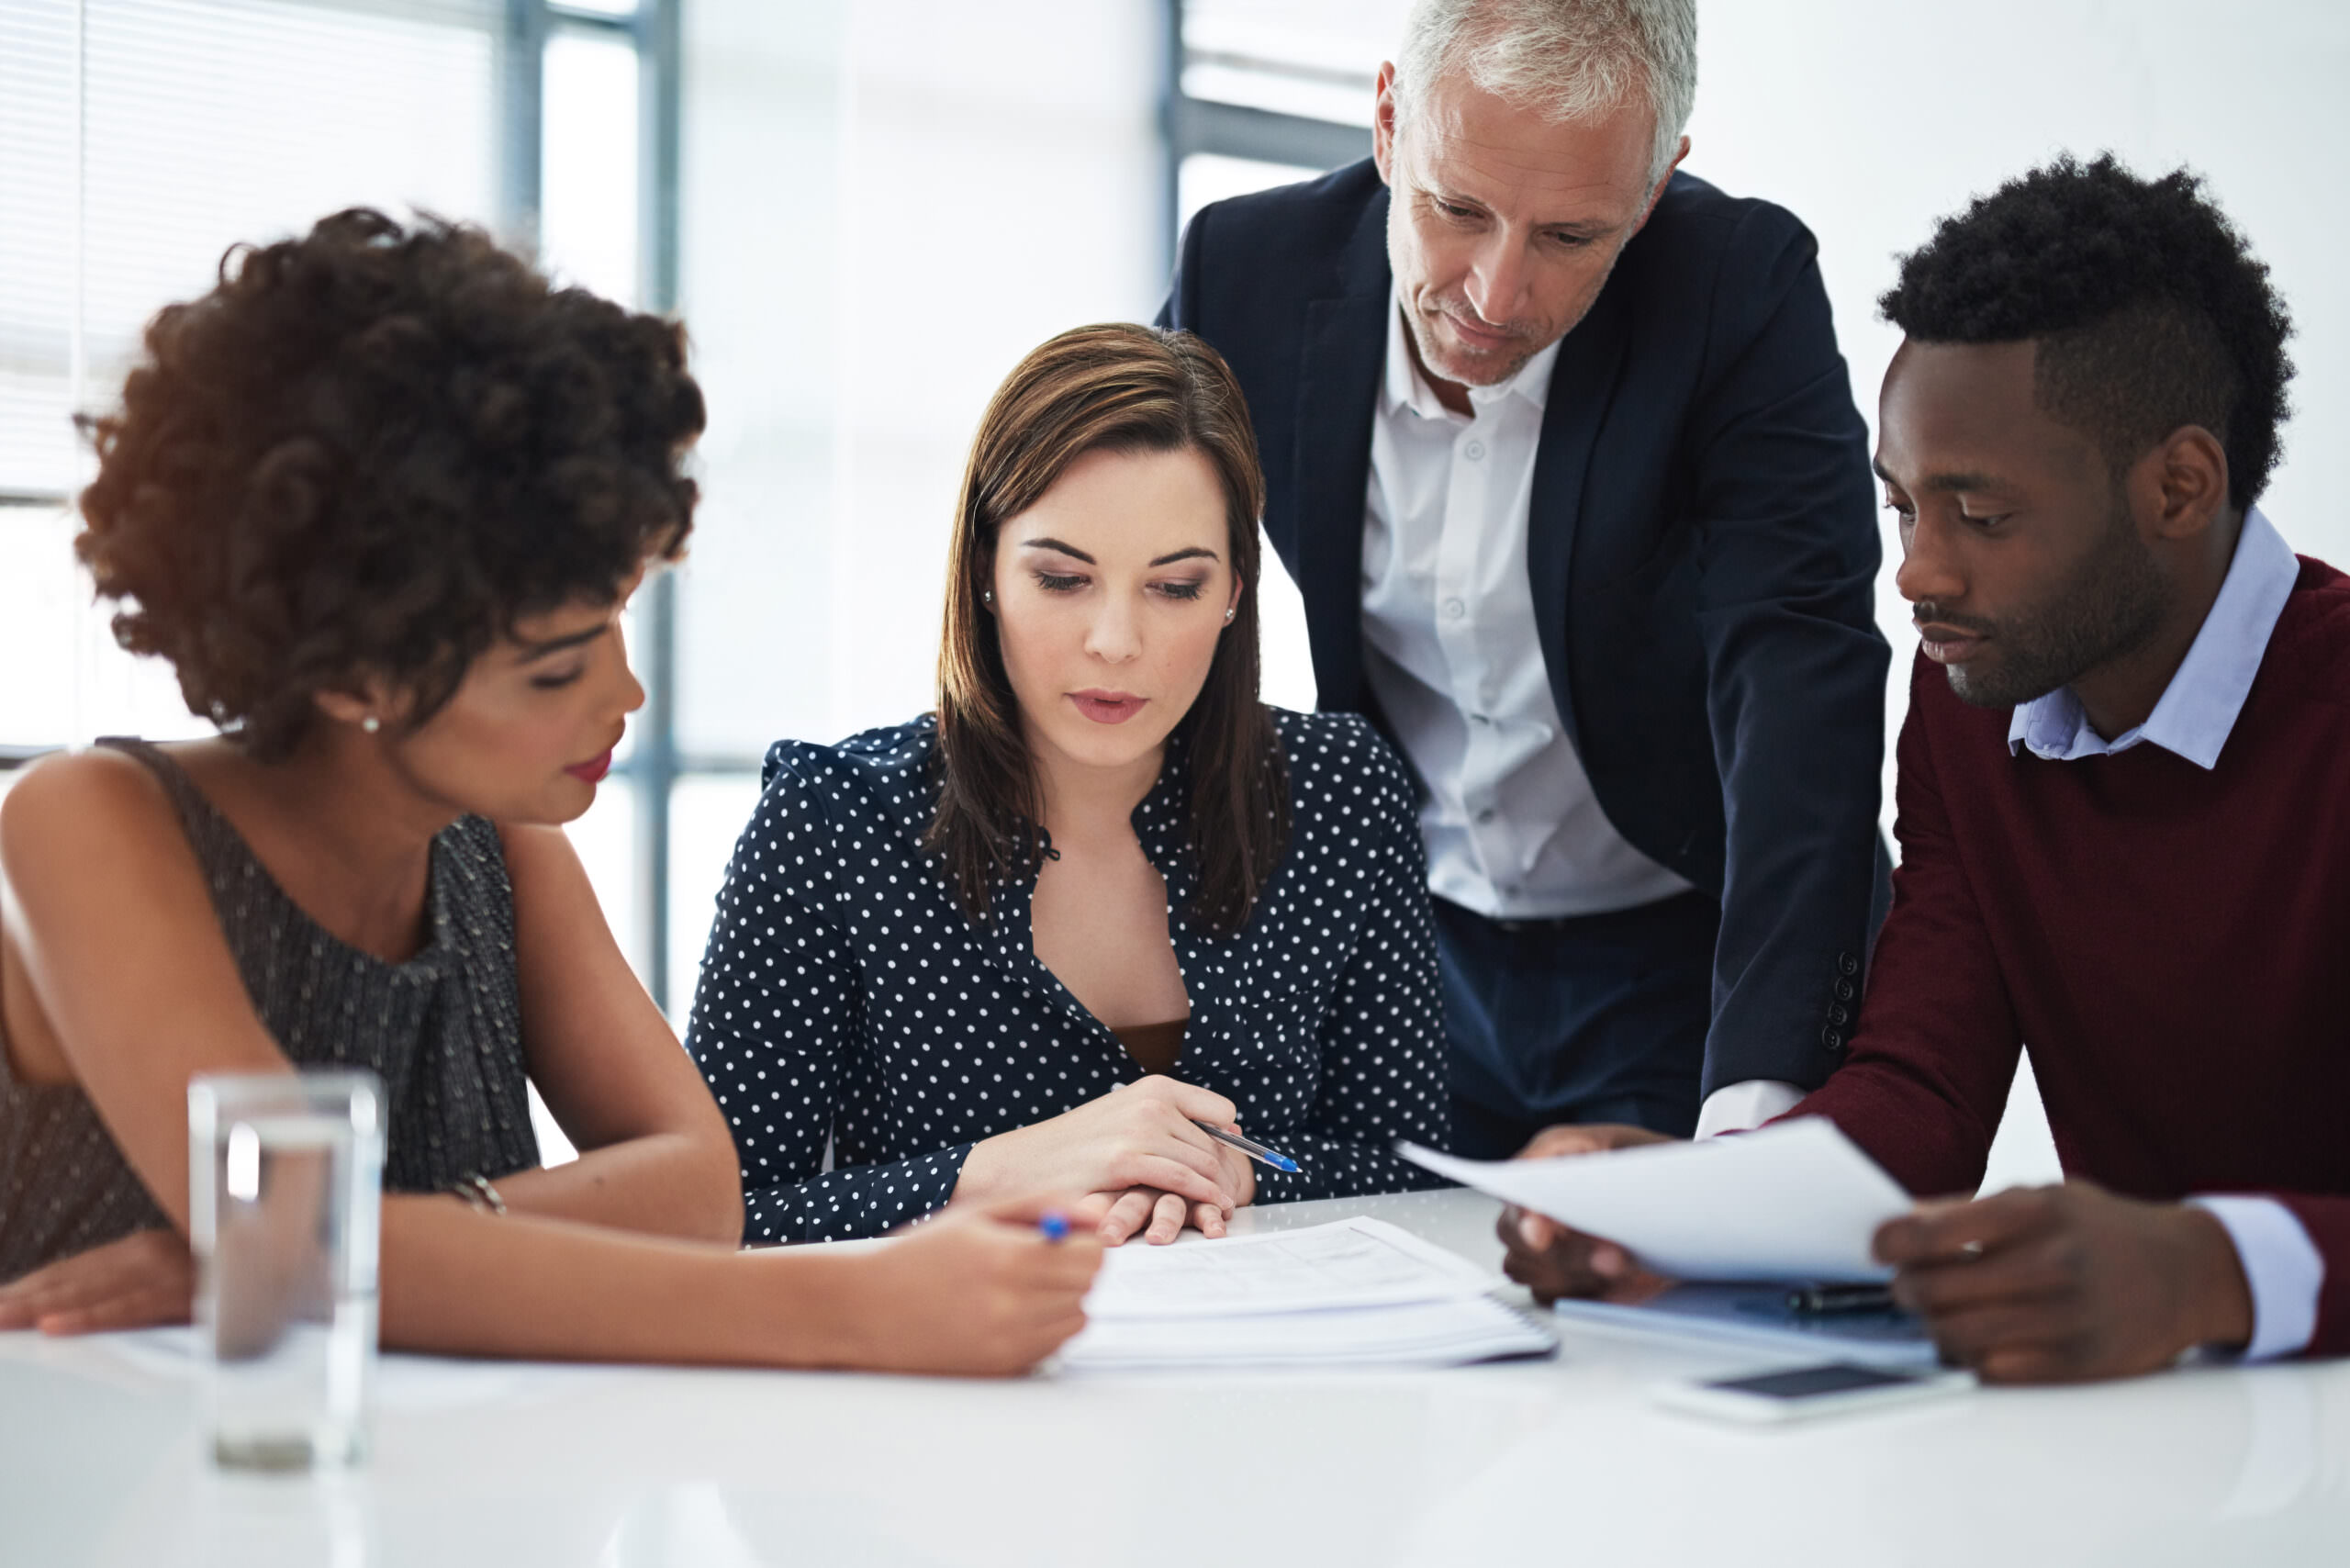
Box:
[565, 748, 614, 785]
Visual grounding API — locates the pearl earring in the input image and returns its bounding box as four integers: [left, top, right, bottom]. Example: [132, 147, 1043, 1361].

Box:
[982, 589, 993, 604]
[1223, 607, 1237, 623]
[361, 715, 380, 734]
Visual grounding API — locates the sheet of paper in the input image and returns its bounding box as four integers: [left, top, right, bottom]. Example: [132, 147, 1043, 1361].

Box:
[1058, 1295, 1555, 1372]
[1399, 1118, 1912, 1282]
[91, 1327, 614, 1411]
[1082, 1216, 1498, 1321]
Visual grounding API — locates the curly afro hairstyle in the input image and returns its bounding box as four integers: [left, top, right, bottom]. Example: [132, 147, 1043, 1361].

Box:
[75, 207, 705, 759]
[1879, 154, 2292, 514]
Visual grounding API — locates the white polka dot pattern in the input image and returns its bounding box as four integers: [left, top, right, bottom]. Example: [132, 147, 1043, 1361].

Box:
[684, 708, 1452, 1243]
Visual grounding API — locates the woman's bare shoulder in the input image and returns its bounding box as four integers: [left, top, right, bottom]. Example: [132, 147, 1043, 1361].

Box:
[0, 745, 189, 874]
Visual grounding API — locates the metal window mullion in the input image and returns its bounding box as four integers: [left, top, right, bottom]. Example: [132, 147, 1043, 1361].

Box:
[1158, 0, 1184, 278]
[1160, 0, 1376, 275]
[507, 0, 681, 1009]
[631, 0, 682, 1013]
[498, 0, 547, 246]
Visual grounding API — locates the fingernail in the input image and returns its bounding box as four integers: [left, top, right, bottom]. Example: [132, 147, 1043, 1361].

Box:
[1594, 1247, 1624, 1277]
[1517, 1214, 1543, 1246]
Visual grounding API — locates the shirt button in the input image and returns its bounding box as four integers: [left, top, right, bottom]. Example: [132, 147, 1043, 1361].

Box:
[1443, 598, 1466, 620]
[1475, 808, 1498, 824]
[1462, 439, 1486, 461]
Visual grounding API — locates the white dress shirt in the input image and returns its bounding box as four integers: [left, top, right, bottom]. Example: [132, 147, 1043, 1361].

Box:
[1361, 298, 1774, 1137]
[1360, 297, 1694, 921]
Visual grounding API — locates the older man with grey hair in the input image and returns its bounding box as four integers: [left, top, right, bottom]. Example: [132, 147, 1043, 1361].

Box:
[1160, 0, 1889, 1156]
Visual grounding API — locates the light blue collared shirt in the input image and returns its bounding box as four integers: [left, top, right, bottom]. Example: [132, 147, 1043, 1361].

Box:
[2008, 505, 2299, 767]
[2008, 507, 2321, 1361]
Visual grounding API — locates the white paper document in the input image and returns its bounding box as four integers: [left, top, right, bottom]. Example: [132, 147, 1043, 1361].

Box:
[91, 1327, 611, 1410]
[1080, 1215, 1495, 1320]
[1056, 1216, 1554, 1372]
[1059, 1295, 1554, 1372]
[1399, 1117, 1913, 1282]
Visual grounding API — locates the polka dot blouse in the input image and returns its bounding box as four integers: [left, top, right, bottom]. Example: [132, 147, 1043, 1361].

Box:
[685, 707, 1452, 1244]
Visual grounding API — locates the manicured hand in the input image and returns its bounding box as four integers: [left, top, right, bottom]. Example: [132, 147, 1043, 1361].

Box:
[957, 1076, 1245, 1215]
[848, 1193, 1104, 1376]
[1874, 1181, 2256, 1383]
[0, 1227, 195, 1335]
[1494, 1123, 1677, 1305]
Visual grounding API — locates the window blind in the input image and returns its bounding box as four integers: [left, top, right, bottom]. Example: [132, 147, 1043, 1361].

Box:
[0, 0, 503, 745]
[0, 0, 503, 500]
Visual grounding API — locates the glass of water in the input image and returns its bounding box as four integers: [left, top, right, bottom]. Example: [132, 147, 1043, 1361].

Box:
[187, 1070, 386, 1471]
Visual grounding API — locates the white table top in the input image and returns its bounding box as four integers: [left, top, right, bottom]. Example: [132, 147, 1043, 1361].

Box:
[5, 1185, 2346, 1566]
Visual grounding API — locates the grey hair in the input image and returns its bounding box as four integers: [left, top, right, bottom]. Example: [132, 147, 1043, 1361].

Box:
[1393, 0, 1697, 187]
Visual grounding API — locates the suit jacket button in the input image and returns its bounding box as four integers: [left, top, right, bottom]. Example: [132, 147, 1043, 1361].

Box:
[1835, 979, 1856, 1002]
[1821, 1027, 1845, 1052]
[1828, 1004, 1849, 1025]
[1837, 952, 1861, 977]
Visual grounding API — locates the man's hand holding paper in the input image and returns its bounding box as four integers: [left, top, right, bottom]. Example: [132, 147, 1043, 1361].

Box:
[1491, 1124, 1674, 1305]
[1402, 1117, 1918, 1293]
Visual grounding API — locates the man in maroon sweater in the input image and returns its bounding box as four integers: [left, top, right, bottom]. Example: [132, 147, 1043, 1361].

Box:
[1501, 155, 2344, 1383]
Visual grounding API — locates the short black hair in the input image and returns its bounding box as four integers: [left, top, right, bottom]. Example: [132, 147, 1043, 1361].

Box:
[76, 207, 705, 759]
[1880, 154, 2291, 513]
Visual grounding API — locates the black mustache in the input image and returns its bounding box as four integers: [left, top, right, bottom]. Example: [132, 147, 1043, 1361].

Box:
[1910, 605, 1997, 635]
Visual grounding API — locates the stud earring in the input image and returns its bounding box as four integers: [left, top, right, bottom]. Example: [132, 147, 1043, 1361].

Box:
[1223, 607, 1237, 623]
[982, 589, 994, 605]
[360, 715, 380, 734]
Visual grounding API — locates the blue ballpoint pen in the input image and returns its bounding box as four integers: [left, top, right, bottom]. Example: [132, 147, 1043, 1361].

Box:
[1192, 1120, 1301, 1174]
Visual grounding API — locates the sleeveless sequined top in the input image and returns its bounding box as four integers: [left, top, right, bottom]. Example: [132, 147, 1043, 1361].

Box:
[0, 738, 539, 1281]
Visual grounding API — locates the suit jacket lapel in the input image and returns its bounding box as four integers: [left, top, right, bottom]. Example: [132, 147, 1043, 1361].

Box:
[1291, 188, 1393, 714]
[1526, 286, 1632, 757]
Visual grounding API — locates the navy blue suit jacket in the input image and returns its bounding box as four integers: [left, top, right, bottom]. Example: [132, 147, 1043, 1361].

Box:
[1158, 159, 1891, 1097]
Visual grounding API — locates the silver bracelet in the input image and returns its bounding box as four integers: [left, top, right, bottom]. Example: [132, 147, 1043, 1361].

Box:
[451, 1172, 507, 1216]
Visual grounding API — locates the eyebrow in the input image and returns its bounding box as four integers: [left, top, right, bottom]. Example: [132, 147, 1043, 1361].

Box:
[1020, 537, 1221, 568]
[1424, 181, 1611, 241]
[515, 624, 608, 663]
[1872, 460, 2009, 494]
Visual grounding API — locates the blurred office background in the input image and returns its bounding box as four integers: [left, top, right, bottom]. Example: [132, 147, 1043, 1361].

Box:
[4, 0, 2344, 1174]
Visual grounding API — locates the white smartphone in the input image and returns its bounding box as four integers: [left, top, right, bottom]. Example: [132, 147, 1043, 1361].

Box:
[1651, 1361, 1974, 1425]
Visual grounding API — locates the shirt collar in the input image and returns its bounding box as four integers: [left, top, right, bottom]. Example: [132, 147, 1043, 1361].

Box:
[2008, 506, 2300, 769]
[1379, 295, 1563, 423]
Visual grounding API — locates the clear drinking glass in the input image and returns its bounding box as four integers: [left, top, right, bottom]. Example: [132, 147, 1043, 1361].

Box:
[187, 1070, 385, 1471]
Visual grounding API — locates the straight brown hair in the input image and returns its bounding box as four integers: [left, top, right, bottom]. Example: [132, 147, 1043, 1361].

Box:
[926, 323, 1291, 938]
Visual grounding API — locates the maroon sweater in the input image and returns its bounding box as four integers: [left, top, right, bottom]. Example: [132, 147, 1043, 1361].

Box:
[1792, 559, 2350, 1356]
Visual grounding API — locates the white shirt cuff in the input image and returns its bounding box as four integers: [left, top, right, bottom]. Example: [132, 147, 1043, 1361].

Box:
[2188, 1195, 2325, 1361]
[1695, 1080, 1807, 1140]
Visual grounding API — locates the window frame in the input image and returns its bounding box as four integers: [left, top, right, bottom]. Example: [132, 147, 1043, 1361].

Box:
[1158, 0, 1375, 268]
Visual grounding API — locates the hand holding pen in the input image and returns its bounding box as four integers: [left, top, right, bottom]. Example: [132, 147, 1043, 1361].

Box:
[1192, 1120, 1300, 1173]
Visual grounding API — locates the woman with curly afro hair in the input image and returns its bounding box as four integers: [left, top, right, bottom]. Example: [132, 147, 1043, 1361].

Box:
[0, 209, 1097, 1375]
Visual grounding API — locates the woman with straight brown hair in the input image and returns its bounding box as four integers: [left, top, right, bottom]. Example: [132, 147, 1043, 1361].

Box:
[688, 323, 1450, 1247]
